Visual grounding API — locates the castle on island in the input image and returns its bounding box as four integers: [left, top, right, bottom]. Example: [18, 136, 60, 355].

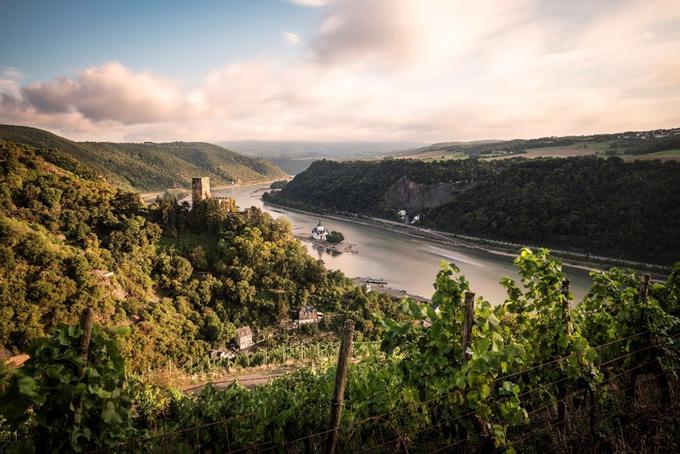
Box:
[312, 220, 328, 241]
[192, 177, 236, 210]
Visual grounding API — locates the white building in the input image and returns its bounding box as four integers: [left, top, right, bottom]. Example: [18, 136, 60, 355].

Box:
[312, 221, 328, 241]
[235, 326, 254, 350]
[295, 306, 319, 327]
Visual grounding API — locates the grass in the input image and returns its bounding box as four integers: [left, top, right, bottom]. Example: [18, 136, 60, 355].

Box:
[487, 143, 606, 160]
[620, 149, 680, 161]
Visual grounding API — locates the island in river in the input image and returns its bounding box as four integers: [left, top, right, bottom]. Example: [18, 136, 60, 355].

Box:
[213, 183, 595, 305]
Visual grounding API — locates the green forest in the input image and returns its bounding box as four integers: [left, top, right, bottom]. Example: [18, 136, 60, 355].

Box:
[1, 136, 680, 452]
[2, 244, 679, 452]
[0, 125, 287, 191]
[0, 140, 396, 371]
[266, 157, 680, 264]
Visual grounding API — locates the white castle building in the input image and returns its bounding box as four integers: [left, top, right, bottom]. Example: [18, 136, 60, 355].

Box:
[312, 221, 328, 241]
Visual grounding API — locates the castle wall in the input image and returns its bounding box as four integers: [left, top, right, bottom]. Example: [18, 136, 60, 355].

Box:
[192, 177, 211, 203]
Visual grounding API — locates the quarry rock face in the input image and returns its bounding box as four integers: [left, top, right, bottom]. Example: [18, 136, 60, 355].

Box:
[385, 175, 458, 210]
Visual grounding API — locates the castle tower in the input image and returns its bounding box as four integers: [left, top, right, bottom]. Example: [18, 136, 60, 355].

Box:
[192, 177, 211, 204]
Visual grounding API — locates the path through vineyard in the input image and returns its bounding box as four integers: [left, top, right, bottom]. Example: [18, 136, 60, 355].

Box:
[183, 365, 299, 393]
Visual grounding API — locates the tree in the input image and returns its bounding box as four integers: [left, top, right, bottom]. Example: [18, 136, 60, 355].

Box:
[326, 231, 344, 244]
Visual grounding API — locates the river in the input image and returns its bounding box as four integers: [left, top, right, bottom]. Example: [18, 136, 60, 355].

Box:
[214, 184, 593, 304]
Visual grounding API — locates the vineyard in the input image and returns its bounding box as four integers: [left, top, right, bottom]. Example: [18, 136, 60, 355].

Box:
[1, 248, 679, 453]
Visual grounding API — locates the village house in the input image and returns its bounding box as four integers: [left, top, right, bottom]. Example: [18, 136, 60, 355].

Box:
[235, 326, 254, 350]
[295, 306, 319, 327]
[311, 221, 328, 241]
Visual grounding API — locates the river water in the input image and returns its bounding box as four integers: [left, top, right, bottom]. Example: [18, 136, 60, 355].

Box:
[215, 184, 593, 304]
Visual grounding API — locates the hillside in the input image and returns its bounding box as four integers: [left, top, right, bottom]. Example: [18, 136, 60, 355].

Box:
[2, 139, 680, 454]
[0, 125, 287, 191]
[265, 157, 680, 264]
[222, 140, 423, 174]
[400, 127, 680, 161]
[0, 139, 397, 368]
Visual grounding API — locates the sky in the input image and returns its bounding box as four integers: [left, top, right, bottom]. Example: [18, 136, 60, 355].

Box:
[1, 0, 679, 143]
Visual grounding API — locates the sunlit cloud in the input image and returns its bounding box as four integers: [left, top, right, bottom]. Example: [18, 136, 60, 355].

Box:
[1, 0, 679, 142]
[282, 31, 303, 47]
[287, 0, 331, 7]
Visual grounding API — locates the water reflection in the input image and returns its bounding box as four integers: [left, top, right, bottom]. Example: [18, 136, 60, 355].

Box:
[216, 184, 593, 304]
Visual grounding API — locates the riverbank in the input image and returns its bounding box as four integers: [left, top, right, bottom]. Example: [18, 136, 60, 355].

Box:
[140, 179, 286, 204]
[263, 200, 671, 278]
[351, 278, 429, 302]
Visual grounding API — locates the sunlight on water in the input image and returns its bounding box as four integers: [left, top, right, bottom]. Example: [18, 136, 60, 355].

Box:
[218, 184, 593, 304]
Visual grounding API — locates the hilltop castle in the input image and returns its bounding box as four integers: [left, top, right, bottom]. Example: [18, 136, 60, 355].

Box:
[191, 177, 237, 211]
[192, 177, 211, 204]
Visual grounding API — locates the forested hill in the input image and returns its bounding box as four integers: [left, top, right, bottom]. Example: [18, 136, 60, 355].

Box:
[265, 157, 680, 264]
[0, 140, 396, 368]
[0, 125, 287, 191]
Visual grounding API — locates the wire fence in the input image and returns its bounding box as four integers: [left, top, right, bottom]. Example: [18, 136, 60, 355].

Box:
[89, 330, 677, 453]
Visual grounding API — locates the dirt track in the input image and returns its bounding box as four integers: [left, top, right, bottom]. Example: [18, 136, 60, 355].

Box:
[182, 365, 299, 393]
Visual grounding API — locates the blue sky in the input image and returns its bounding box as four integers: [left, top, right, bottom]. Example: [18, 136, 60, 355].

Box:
[0, 0, 319, 85]
[1, 0, 679, 142]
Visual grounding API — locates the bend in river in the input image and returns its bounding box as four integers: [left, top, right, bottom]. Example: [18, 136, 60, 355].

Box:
[216, 184, 593, 304]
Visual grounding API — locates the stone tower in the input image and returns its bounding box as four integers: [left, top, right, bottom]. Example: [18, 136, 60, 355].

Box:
[192, 177, 211, 204]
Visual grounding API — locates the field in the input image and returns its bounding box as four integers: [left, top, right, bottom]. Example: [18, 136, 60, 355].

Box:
[401, 143, 680, 162]
[397, 150, 468, 161]
[622, 149, 680, 161]
[489, 142, 607, 159]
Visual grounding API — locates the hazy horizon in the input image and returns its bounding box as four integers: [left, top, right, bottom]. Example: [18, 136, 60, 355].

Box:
[2, 0, 680, 144]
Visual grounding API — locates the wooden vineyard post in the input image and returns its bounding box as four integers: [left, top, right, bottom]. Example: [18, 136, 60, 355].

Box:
[461, 292, 475, 361]
[79, 307, 94, 378]
[325, 319, 355, 454]
[640, 273, 672, 400]
[460, 291, 493, 450]
[73, 307, 94, 426]
[640, 273, 650, 323]
[588, 388, 597, 442]
[557, 280, 571, 436]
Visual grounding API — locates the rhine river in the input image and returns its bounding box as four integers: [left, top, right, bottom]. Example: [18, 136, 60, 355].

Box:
[215, 184, 593, 304]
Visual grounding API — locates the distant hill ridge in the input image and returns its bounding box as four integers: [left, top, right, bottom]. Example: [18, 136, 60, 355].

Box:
[0, 125, 287, 191]
[399, 127, 680, 160]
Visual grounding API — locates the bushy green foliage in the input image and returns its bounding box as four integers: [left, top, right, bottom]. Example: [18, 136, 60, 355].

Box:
[268, 157, 680, 263]
[326, 230, 344, 243]
[0, 324, 136, 452]
[0, 140, 398, 371]
[269, 180, 288, 189]
[2, 249, 679, 452]
[135, 250, 680, 451]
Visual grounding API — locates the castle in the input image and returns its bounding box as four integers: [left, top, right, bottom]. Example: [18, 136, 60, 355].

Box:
[192, 177, 237, 211]
[192, 177, 211, 204]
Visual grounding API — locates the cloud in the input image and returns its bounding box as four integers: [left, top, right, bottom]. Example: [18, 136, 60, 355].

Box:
[2, 0, 680, 142]
[282, 31, 303, 47]
[2, 67, 24, 80]
[288, 0, 331, 7]
[19, 62, 185, 124]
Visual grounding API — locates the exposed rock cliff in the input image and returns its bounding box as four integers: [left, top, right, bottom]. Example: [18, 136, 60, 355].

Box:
[385, 176, 458, 210]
